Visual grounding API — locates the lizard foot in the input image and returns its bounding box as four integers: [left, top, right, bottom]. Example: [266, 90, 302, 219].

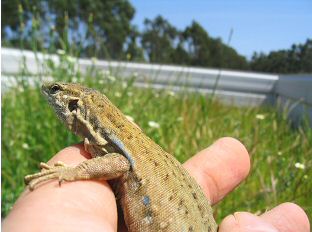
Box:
[24, 162, 75, 190]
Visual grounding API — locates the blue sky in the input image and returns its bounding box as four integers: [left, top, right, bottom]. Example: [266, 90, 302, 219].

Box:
[130, 0, 312, 59]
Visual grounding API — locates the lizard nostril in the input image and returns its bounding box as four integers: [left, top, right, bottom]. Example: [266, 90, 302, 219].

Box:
[68, 99, 79, 112]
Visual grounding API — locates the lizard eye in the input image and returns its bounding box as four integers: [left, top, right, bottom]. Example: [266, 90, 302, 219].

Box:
[50, 84, 61, 94]
[68, 99, 79, 112]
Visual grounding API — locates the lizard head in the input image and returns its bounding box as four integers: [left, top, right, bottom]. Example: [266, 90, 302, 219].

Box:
[41, 82, 121, 136]
[42, 81, 137, 139]
[41, 82, 91, 131]
[42, 81, 139, 162]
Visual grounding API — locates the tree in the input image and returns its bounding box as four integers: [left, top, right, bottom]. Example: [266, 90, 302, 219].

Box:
[250, 39, 312, 73]
[124, 26, 145, 62]
[180, 21, 212, 67]
[2, 0, 136, 59]
[141, 15, 178, 63]
[175, 21, 248, 69]
[2, 1, 252, 71]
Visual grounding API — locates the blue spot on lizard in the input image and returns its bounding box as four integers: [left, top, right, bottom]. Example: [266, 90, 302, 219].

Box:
[143, 195, 150, 206]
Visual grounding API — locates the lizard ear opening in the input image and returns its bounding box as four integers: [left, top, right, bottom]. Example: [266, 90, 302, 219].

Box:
[68, 99, 79, 112]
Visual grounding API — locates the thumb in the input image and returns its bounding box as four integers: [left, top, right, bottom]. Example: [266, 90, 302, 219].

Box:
[219, 212, 278, 232]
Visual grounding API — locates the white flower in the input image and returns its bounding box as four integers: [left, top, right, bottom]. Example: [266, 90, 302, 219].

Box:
[98, 79, 104, 84]
[18, 86, 24, 92]
[108, 75, 116, 82]
[57, 49, 65, 55]
[72, 77, 78, 82]
[115, 92, 121, 98]
[125, 115, 134, 122]
[294, 162, 305, 170]
[303, 175, 308, 179]
[148, 121, 160, 129]
[122, 81, 128, 89]
[91, 57, 98, 64]
[177, 117, 183, 122]
[256, 114, 265, 120]
[66, 55, 76, 63]
[100, 70, 110, 76]
[22, 143, 29, 149]
[277, 151, 282, 156]
[167, 91, 175, 96]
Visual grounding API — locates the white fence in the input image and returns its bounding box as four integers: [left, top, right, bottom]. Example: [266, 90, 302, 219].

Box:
[1, 48, 311, 126]
[276, 75, 312, 126]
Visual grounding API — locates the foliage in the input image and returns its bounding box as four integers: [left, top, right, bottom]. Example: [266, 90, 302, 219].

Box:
[140, 17, 249, 69]
[2, 71, 312, 222]
[2, 0, 136, 59]
[250, 39, 312, 74]
[1, 2, 312, 221]
[141, 16, 178, 63]
[177, 21, 248, 69]
[2, 1, 249, 70]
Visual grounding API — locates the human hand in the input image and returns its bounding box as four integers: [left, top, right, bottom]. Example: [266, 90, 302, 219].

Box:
[3, 137, 310, 231]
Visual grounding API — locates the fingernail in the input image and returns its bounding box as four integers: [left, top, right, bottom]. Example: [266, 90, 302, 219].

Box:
[219, 212, 278, 232]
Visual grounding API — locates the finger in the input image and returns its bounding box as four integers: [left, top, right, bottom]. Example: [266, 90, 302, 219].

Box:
[261, 202, 310, 232]
[183, 137, 250, 204]
[219, 212, 279, 232]
[3, 145, 117, 232]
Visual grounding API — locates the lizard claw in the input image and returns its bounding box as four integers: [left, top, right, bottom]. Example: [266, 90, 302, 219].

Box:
[24, 162, 74, 190]
[58, 178, 64, 187]
[55, 161, 66, 167]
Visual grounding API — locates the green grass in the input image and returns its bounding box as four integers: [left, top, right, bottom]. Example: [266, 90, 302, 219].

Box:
[2, 62, 312, 223]
[3, 6, 311, 224]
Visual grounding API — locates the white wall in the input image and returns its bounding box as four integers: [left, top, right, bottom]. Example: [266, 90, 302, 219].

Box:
[2, 48, 311, 126]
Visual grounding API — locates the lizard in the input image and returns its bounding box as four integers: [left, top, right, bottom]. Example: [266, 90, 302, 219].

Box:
[24, 82, 218, 231]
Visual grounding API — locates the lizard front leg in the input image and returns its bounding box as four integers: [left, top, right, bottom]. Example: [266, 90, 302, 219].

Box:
[24, 153, 130, 190]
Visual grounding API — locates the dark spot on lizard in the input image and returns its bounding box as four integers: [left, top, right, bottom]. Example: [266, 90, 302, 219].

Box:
[107, 113, 113, 120]
[153, 161, 159, 166]
[189, 225, 194, 231]
[178, 199, 184, 208]
[117, 123, 125, 129]
[197, 205, 203, 214]
[169, 195, 173, 201]
[164, 173, 169, 181]
[192, 192, 198, 199]
[197, 204, 205, 216]
[188, 184, 192, 188]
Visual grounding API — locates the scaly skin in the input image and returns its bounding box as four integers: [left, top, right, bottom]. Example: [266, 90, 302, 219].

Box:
[25, 82, 218, 231]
